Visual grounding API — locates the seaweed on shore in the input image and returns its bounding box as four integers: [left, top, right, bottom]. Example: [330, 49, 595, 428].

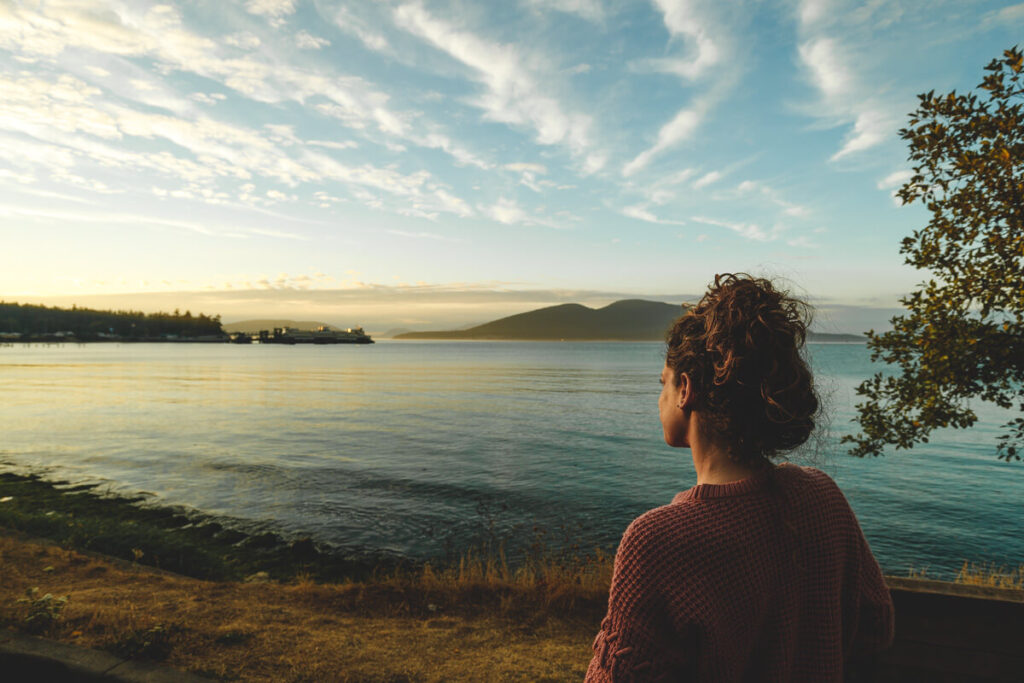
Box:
[0, 472, 405, 582]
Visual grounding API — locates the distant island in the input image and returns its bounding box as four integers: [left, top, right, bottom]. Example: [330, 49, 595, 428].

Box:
[394, 300, 866, 342]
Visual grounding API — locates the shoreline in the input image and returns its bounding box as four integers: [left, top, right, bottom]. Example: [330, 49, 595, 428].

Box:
[3, 473, 1022, 681]
[2, 470, 1019, 586]
[0, 472, 406, 583]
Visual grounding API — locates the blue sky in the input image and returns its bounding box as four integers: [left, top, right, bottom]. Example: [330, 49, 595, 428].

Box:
[1, 0, 1022, 333]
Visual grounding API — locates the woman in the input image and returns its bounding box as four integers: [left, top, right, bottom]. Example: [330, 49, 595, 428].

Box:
[586, 274, 893, 682]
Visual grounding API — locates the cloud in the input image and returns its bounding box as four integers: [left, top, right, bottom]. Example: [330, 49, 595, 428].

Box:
[799, 0, 833, 28]
[795, 4, 903, 160]
[692, 170, 722, 188]
[623, 101, 704, 176]
[245, 0, 297, 26]
[0, 3, 480, 168]
[0, 202, 305, 239]
[308, 139, 359, 150]
[431, 189, 474, 218]
[483, 197, 530, 225]
[877, 169, 911, 190]
[504, 162, 548, 174]
[877, 169, 912, 205]
[224, 32, 261, 50]
[190, 92, 226, 105]
[621, 0, 735, 176]
[734, 179, 811, 218]
[333, 5, 390, 52]
[525, 0, 605, 23]
[983, 3, 1024, 26]
[621, 204, 685, 225]
[691, 215, 772, 241]
[393, 3, 593, 156]
[415, 132, 491, 169]
[649, 0, 721, 80]
[295, 31, 330, 50]
[0, 68, 481, 222]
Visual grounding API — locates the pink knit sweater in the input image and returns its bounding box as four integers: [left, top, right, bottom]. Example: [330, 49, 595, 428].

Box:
[585, 465, 893, 682]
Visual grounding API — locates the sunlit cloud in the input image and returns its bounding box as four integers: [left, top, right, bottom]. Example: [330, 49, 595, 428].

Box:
[393, 2, 594, 157]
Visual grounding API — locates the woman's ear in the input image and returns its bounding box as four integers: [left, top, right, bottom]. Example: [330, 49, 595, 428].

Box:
[677, 372, 695, 411]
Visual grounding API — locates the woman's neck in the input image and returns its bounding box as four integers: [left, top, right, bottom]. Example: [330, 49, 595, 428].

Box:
[688, 420, 759, 485]
[692, 453, 758, 485]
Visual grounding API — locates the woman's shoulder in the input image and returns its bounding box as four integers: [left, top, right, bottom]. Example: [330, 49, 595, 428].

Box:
[620, 499, 717, 556]
[777, 463, 847, 496]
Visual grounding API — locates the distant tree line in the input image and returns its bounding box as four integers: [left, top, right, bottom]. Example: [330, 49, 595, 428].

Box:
[0, 302, 224, 339]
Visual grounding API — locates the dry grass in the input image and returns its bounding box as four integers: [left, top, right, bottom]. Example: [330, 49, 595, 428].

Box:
[955, 561, 1024, 589]
[0, 535, 609, 682]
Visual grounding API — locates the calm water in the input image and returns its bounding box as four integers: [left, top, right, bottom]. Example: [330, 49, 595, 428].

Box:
[2, 342, 1021, 577]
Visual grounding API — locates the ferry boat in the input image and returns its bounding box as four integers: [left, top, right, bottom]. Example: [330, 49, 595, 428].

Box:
[257, 326, 374, 345]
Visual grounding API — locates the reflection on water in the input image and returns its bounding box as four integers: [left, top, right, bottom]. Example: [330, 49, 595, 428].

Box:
[1, 341, 1021, 577]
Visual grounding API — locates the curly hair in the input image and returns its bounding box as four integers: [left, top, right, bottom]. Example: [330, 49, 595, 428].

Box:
[665, 273, 819, 464]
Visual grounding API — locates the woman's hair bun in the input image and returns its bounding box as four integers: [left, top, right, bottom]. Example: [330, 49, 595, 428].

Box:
[665, 273, 819, 462]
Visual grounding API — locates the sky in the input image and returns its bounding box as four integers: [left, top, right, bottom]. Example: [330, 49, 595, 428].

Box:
[1, 0, 1022, 334]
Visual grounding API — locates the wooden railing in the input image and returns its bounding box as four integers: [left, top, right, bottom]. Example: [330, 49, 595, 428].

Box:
[877, 577, 1023, 682]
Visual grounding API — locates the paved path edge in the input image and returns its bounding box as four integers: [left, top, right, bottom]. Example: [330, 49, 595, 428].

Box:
[0, 630, 214, 682]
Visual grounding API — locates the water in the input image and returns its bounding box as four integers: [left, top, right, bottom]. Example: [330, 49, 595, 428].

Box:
[1, 341, 1021, 577]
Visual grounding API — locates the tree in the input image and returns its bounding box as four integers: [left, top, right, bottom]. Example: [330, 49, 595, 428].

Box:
[844, 47, 1024, 462]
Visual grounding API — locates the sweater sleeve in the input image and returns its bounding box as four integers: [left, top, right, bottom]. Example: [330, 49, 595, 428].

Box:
[585, 518, 696, 682]
[846, 521, 895, 663]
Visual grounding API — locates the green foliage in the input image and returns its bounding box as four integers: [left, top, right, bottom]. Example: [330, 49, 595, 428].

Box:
[0, 301, 223, 339]
[844, 48, 1024, 461]
[16, 587, 68, 634]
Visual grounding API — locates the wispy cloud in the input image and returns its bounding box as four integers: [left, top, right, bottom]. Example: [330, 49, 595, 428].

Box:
[621, 204, 686, 225]
[0, 3, 483, 170]
[622, 0, 735, 176]
[479, 197, 562, 227]
[525, 0, 605, 23]
[691, 215, 773, 242]
[0, 203, 306, 240]
[245, 0, 297, 27]
[648, 0, 721, 80]
[392, 2, 593, 158]
[331, 5, 390, 52]
[693, 170, 722, 189]
[876, 169, 912, 190]
[295, 31, 330, 50]
[983, 3, 1024, 26]
[795, 2, 905, 161]
[734, 180, 811, 218]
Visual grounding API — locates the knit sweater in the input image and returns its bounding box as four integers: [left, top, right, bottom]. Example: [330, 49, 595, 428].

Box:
[585, 465, 893, 682]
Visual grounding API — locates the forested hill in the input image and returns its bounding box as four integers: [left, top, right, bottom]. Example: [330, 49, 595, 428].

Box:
[394, 299, 866, 342]
[0, 302, 224, 340]
[396, 300, 687, 341]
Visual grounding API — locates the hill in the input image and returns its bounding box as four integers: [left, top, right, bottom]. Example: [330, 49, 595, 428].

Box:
[395, 300, 684, 341]
[222, 319, 339, 333]
[393, 300, 866, 342]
